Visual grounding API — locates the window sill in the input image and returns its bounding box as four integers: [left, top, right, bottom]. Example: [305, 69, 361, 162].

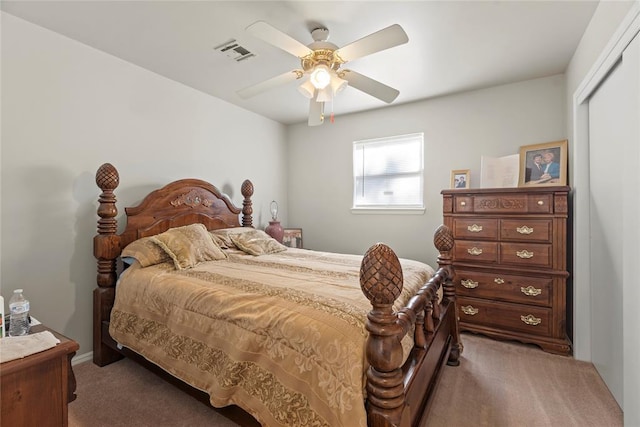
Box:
[351, 207, 425, 215]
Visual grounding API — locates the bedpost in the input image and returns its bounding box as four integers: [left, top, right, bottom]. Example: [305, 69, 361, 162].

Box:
[93, 163, 123, 366]
[241, 179, 254, 227]
[360, 243, 407, 427]
[433, 224, 462, 365]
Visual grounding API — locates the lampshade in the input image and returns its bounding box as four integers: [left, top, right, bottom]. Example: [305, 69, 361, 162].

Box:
[298, 80, 315, 99]
[310, 64, 331, 89]
[270, 200, 278, 220]
[330, 74, 348, 94]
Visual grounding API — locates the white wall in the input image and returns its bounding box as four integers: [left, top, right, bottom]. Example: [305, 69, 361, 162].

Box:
[0, 13, 287, 358]
[287, 75, 566, 265]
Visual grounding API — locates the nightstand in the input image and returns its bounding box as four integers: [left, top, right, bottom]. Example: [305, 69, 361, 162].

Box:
[1, 324, 79, 426]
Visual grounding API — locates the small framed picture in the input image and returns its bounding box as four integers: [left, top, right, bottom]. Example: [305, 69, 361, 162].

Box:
[451, 170, 470, 189]
[282, 228, 303, 249]
[518, 139, 568, 187]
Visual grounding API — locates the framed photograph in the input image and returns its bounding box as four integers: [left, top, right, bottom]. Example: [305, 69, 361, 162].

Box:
[451, 169, 470, 189]
[282, 228, 303, 249]
[518, 139, 568, 187]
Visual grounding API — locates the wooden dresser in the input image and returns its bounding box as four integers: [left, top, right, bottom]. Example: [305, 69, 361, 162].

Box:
[442, 186, 571, 355]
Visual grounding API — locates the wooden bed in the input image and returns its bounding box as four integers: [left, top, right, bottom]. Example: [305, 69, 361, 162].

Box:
[93, 163, 462, 427]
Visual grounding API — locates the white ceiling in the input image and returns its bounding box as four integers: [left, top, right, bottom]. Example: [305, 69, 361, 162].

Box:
[1, 1, 599, 125]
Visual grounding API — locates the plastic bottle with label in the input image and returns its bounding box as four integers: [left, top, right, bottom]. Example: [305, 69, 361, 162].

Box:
[0, 295, 5, 338]
[8, 289, 30, 336]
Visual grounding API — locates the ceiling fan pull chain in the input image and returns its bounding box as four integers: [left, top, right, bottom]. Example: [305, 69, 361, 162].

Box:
[330, 100, 335, 123]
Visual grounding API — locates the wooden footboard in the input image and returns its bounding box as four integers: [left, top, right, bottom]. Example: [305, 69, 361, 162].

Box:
[93, 163, 461, 426]
[360, 225, 461, 427]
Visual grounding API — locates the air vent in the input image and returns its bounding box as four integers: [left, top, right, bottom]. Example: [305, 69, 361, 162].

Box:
[214, 39, 256, 62]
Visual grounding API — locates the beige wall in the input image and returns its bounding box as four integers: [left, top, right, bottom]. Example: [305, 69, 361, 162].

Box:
[286, 75, 566, 264]
[0, 13, 287, 358]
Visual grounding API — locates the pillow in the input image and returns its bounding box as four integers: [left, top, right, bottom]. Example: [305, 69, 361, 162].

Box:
[151, 223, 227, 270]
[121, 237, 172, 267]
[229, 229, 287, 256]
[209, 227, 256, 249]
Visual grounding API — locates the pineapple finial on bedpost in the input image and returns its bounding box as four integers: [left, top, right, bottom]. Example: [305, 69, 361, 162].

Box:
[433, 224, 462, 364]
[360, 243, 407, 426]
[241, 179, 254, 227]
[95, 163, 119, 235]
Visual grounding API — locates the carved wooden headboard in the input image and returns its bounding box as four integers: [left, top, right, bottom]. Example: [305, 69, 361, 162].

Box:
[93, 163, 255, 365]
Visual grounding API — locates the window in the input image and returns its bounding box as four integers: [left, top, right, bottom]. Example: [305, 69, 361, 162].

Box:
[353, 133, 424, 212]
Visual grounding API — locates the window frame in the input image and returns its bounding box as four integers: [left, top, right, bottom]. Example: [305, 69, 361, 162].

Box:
[351, 132, 425, 214]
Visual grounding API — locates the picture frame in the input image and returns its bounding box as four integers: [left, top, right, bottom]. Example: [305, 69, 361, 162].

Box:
[282, 228, 303, 249]
[518, 139, 568, 187]
[451, 169, 470, 189]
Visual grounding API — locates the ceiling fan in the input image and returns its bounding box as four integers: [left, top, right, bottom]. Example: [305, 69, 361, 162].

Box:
[237, 21, 409, 126]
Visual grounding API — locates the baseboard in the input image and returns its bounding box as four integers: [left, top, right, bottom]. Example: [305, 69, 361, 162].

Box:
[72, 351, 93, 366]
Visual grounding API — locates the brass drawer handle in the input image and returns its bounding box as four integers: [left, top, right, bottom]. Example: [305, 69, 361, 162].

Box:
[537, 200, 544, 206]
[516, 225, 534, 235]
[467, 224, 483, 232]
[516, 250, 534, 259]
[461, 305, 479, 316]
[521, 286, 542, 296]
[461, 279, 479, 289]
[460, 201, 467, 206]
[467, 247, 483, 256]
[521, 314, 542, 326]
[494, 278, 505, 285]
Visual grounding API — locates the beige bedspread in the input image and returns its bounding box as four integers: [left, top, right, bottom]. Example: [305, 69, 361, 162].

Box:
[109, 247, 434, 427]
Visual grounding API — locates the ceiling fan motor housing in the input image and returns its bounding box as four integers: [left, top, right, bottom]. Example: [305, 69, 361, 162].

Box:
[301, 47, 343, 73]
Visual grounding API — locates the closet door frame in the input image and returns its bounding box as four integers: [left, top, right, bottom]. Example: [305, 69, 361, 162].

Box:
[572, 1, 639, 361]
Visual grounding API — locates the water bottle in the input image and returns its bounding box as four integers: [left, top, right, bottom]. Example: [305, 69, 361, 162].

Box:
[8, 289, 30, 336]
[0, 295, 5, 338]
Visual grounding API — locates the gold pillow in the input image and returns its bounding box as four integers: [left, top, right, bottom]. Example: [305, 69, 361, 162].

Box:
[121, 237, 172, 267]
[151, 224, 226, 270]
[209, 227, 256, 249]
[229, 229, 287, 256]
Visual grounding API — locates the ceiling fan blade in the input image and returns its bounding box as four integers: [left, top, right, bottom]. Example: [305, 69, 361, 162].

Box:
[342, 70, 400, 103]
[308, 97, 324, 126]
[334, 24, 408, 62]
[246, 21, 313, 58]
[237, 70, 302, 99]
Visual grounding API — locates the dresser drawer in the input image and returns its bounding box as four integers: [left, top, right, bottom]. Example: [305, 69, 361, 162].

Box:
[453, 196, 474, 213]
[474, 194, 528, 213]
[455, 269, 552, 307]
[453, 218, 498, 240]
[500, 219, 552, 243]
[500, 243, 552, 268]
[528, 194, 553, 213]
[450, 193, 554, 214]
[454, 241, 498, 263]
[458, 297, 552, 337]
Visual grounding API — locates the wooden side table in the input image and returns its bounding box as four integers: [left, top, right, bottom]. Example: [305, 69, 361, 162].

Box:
[1, 324, 79, 426]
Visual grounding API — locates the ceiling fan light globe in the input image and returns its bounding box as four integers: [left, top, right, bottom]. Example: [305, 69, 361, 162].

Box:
[310, 65, 331, 89]
[298, 80, 315, 99]
[330, 76, 348, 95]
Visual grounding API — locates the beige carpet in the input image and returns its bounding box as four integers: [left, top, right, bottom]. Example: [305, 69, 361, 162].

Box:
[70, 333, 622, 426]
[426, 333, 622, 427]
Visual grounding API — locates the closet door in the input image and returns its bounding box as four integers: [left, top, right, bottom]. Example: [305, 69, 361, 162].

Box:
[587, 33, 639, 410]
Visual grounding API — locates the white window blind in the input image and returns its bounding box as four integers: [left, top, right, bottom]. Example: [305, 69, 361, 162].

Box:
[353, 133, 424, 210]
